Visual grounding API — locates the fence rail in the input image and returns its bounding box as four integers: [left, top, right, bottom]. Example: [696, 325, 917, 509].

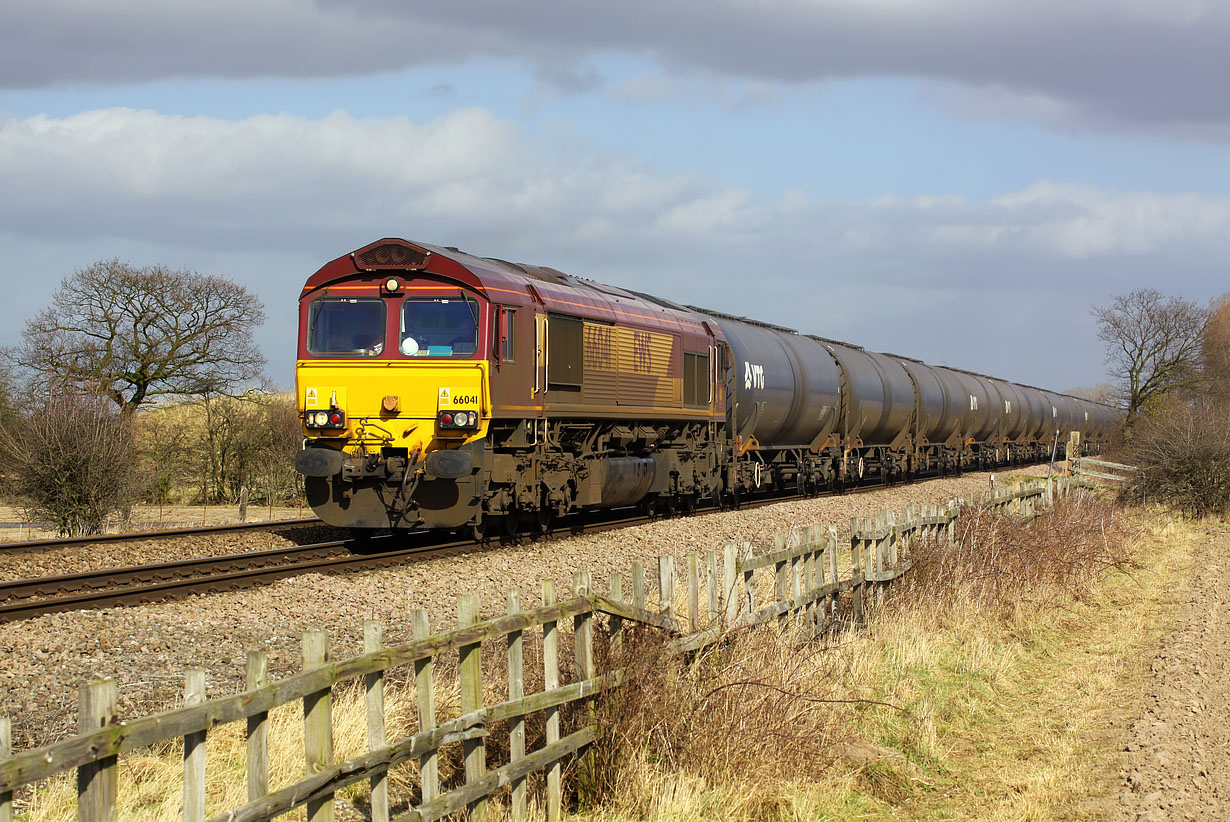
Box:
[0, 476, 1072, 822]
[1073, 457, 1138, 484]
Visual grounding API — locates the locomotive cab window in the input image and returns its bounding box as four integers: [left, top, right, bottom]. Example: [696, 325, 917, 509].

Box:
[399, 296, 480, 358]
[307, 298, 387, 356]
[495, 307, 516, 362]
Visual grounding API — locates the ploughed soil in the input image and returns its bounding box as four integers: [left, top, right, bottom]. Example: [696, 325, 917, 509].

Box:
[1110, 524, 1230, 821]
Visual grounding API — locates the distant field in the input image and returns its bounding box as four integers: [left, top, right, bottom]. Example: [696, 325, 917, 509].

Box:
[0, 501, 311, 542]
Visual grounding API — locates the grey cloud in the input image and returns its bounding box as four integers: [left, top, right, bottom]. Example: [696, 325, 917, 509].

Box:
[4, 1, 1230, 132]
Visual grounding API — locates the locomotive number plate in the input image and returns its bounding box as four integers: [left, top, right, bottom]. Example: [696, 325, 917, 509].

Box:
[438, 387, 480, 408]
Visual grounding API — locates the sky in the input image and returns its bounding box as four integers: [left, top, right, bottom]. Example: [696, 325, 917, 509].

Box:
[1, 0, 1227, 393]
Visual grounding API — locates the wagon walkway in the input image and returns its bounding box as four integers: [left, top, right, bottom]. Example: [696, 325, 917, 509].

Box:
[1111, 525, 1230, 821]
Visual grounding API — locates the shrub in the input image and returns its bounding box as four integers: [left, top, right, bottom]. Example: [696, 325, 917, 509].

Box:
[0, 391, 144, 535]
[1124, 400, 1230, 518]
[894, 494, 1135, 611]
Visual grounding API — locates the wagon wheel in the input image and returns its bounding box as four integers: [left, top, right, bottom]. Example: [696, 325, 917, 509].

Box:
[535, 505, 552, 536]
[464, 515, 488, 543]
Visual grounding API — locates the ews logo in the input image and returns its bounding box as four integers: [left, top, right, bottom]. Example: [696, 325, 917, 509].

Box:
[744, 361, 765, 390]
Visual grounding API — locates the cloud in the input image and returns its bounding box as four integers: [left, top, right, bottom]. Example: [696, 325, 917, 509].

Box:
[0, 106, 1224, 388]
[4, 1, 1230, 133]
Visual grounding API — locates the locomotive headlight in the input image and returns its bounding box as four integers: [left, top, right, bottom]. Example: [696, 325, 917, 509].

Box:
[313, 411, 329, 426]
[383, 277, 401, 294]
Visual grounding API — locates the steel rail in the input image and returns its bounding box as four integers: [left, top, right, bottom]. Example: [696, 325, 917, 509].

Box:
[0, 517, 325, 553]
[0, 541, 358, 600]
[0, 536, 473, 622]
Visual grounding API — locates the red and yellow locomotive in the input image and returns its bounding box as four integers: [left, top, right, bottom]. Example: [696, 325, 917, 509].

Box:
[295, 238, 1116, 536]
[295, 238, 726, 536]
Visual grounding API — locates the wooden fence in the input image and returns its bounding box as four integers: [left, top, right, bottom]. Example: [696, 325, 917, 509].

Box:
[1072, 457, 1137, 485]
[0, 477, 1068, 822]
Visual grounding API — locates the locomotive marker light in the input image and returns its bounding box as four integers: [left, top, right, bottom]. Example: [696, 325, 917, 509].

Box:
[438, 409, 479, 430]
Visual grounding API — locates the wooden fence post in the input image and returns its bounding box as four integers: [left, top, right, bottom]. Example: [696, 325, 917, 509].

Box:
[658, 556, 674, 621]
[573, 571, 597, 798]
[183, 670, 206, 822]
[573, 572, 594, 680]
[888, 511, 898, 568]
[772, 532, 787, 606]
[687, 554, 700, 632]
[542, 579, 561, 822]
[246, 652, 269, 802]
[77, 679, 117, 822]
[723, 543, 739, 624]
[364, 621, 389, 822]
[412, 610, 439, 804]
[791, 545, 803, 627]
[302, 629, 334, 822]
[849, 519, 865, 626]
[706, 550, 719, 625]
[608, 574, 624, 656]
[804, 532, 817, 632]
[631, 561, 646, 612]
[458, 594, 487, 822]
[0, 717, 9, 822]
[743, 549, 756, 617]
[507, 590, 527, 822]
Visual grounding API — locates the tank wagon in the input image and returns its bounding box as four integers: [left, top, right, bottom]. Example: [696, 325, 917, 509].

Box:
[294, 238, 1117, 536]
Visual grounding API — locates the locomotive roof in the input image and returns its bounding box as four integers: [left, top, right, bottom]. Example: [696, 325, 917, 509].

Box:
[304, 238, 1120, 414]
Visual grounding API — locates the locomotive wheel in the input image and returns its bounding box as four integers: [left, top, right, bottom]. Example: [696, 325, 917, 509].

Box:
[502, 510, 520, 539]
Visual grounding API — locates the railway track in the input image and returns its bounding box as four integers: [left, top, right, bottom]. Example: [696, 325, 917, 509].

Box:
[0, 516, 324, 553]
[0, 466, 1040, 622]
[0, 534, 455, 622]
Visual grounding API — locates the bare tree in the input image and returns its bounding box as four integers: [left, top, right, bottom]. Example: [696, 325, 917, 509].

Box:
[0, 362, 16, 434]
[0, 391, 145, 535]
[11, 259, 267, 412]
[1204, 293, 1230, 398]
[1092, 288, 1208, 424]
[1062, 383, 1116, 405]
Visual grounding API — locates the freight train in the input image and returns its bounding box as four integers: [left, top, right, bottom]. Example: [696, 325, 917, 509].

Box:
[294, 238, 1116, 537]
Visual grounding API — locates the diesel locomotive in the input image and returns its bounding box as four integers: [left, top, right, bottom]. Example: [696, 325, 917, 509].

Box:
[294, 238, 1117, 536]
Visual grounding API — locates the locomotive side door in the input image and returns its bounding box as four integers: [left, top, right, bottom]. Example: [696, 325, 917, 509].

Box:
[714, 341, 731, 417]
[535, 312, 548, 413]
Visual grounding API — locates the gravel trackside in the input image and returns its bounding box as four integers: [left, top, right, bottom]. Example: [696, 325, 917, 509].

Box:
[0, 522, 345, 582]
[2, 467, 1047, 749]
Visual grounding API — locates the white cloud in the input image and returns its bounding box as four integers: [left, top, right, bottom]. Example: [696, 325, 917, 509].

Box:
[0, 106, 1224, 388]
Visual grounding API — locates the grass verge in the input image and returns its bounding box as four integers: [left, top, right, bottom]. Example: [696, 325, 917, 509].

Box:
[580, 495, 1197, 822]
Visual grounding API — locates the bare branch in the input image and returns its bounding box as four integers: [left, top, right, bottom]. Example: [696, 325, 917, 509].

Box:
[1092, 288, 1208, 424]
[13, 259, 267, 411]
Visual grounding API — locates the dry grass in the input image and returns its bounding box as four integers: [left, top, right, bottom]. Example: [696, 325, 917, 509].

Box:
[578, 493, 1191, 822]
[14, 631, 582, 821]
[13, 494, 1195, 821]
